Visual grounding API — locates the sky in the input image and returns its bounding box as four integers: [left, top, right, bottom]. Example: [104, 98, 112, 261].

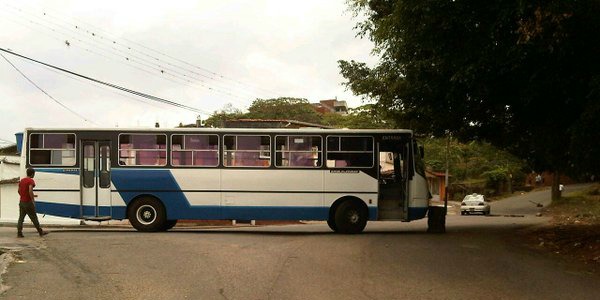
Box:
[0, 0, 378, 145]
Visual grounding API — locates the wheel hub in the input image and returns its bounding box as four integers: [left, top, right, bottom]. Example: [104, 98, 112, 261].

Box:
[137, 205, 157, 225]
[348, 211, 360, 224]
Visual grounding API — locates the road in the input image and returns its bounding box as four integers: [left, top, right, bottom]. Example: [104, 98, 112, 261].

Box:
[0, 186, 598, 300]
[488, 184, 590, 215]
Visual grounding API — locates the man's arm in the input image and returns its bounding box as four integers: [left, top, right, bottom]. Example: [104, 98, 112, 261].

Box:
[28, 184, 37, 202]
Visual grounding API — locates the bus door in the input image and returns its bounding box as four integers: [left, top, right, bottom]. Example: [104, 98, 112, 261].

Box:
[377, 138, 410, 220]
[81, 140, 112, 220]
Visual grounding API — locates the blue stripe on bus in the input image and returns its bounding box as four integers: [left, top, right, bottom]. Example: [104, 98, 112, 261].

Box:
[34, 166, 417, 222]
[36, 201, 127, 220]
[35, 168, 80, 175]
[111, 169, 195, 219]
[36, 201, 80, 218]
[222, 206, 328, 220]
[35, 201, 332, 221]
[35, 201, 112, 218]
[369, 206, 377, 220]
[36, 200, 414, 223]
[110, 169, 380, 221]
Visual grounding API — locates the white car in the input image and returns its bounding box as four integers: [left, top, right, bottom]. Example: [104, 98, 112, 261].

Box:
[460, 193, 491, 215]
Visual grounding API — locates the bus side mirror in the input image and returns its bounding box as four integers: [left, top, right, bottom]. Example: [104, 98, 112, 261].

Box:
[419, 145, 424, 158]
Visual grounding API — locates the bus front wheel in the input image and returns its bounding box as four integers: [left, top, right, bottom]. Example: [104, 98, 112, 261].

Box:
[333, 200, 368, 234]
[128, 197, 167, 232]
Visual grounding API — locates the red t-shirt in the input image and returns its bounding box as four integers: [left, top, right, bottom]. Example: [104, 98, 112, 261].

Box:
[18, 177, 36, 202]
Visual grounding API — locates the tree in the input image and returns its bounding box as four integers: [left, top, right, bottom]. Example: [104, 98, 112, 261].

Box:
[340, 0, 600, 199]
[322, 104, 395, 128]
[204, 103, 246, 128]
[246, 97, 323, 124]
[422, 137, 527, 198]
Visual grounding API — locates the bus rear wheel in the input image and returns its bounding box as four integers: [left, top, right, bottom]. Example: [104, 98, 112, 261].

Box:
[128, 197, 166, 232]
[333, 200, 368, 234]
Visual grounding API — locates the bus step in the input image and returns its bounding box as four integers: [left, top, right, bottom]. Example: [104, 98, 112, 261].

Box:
[378, 209, 403, 220]
[83, 216, 112, 221]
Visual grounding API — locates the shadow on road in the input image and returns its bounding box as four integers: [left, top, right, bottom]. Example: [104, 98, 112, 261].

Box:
[41, 218, 539, 236]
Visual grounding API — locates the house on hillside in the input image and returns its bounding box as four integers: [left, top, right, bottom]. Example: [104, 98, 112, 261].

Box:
[427, 170, 449, 202]
[311, 99, 348, 115]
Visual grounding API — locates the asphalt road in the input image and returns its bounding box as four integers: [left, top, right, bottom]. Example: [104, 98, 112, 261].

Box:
[0, 186, 598, 300]
[489, 184, 590, 215]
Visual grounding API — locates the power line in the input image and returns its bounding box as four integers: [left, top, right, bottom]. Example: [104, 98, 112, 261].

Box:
[22, 57, 175, 111]
[0, 9, 253, 104]
[32, 3, 282, 97]
[1, 2, 280, 101]
[0, 47, 210, 114]
[0, 17, 210, 114]
[0, 52, 98, 125]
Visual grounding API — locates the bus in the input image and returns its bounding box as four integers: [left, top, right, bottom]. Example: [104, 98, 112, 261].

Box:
[19, 127, 431, 233]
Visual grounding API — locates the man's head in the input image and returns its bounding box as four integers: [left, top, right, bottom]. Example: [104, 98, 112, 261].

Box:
[26, 168, 35, 178]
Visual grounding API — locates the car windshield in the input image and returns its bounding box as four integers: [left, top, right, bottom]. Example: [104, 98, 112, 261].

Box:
[462, 194, 485, 203]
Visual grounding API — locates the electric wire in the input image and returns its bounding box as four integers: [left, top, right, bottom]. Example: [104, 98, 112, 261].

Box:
[0, 53, 98, 125]
[1, 2, 278, 101]
[0, 15, 199, 88]
[0, 9, 252, 104]
[0, 47, 211, 114]
[0, 17, 217, 120]
[28, 3, 282, 97]
[23, 57, 173, 111]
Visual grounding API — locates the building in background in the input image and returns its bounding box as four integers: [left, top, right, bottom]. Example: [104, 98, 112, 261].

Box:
[311, 99, 348, 115]
[426, 170, 448, 202]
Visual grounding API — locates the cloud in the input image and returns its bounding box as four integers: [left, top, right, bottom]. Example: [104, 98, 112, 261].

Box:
[0, 0, 377, 140]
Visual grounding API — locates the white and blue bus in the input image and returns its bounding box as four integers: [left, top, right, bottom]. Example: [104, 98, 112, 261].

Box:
[19, 127, 431, 233]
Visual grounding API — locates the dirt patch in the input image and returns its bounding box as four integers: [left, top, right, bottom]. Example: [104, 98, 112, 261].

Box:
[0, 251, 16, 295]
[519, 184, 600, 272]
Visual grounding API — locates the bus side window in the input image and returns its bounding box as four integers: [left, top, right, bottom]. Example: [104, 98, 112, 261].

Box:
[326, 136, 373, 168]
[224, 135, 271, 167]
[275, 136, 322, 168]
[118, 134, 167, 166]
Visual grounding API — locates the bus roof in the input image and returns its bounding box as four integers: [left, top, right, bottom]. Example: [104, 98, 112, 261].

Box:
[24, 127, 414, 135]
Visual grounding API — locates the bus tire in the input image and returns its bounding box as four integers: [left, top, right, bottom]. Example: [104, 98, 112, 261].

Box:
[333, 200, 368, 234]
[128, 197, 166, 232]
[163, 220, 178, 231]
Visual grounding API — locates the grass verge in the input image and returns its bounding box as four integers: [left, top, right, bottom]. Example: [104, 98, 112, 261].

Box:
[521, 184, 600, 272]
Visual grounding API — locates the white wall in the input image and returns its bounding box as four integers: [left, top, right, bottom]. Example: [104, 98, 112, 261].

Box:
[0, 156, 20, 180]
[0, 155, 80, 225]
[0, 183, 80, 225]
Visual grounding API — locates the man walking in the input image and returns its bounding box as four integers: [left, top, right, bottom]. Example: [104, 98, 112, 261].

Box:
[17, 168, 48, 237]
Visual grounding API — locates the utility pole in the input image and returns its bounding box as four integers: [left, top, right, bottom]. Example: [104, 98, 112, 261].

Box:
[445, 133, 450, 208]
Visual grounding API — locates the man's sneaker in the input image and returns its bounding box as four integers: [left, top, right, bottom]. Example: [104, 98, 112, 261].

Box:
[39, 231, 49, 237]
[17, 233, 24, 238]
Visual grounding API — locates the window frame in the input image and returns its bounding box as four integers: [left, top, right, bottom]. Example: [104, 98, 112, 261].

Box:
[117, 133, 168, 167]
[325, 135, 375, 169]
[222, 134, 271, 168]
[274, 135, 323, 169]
[28, 133, 77, 167]
[170, 134, 219, 167]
